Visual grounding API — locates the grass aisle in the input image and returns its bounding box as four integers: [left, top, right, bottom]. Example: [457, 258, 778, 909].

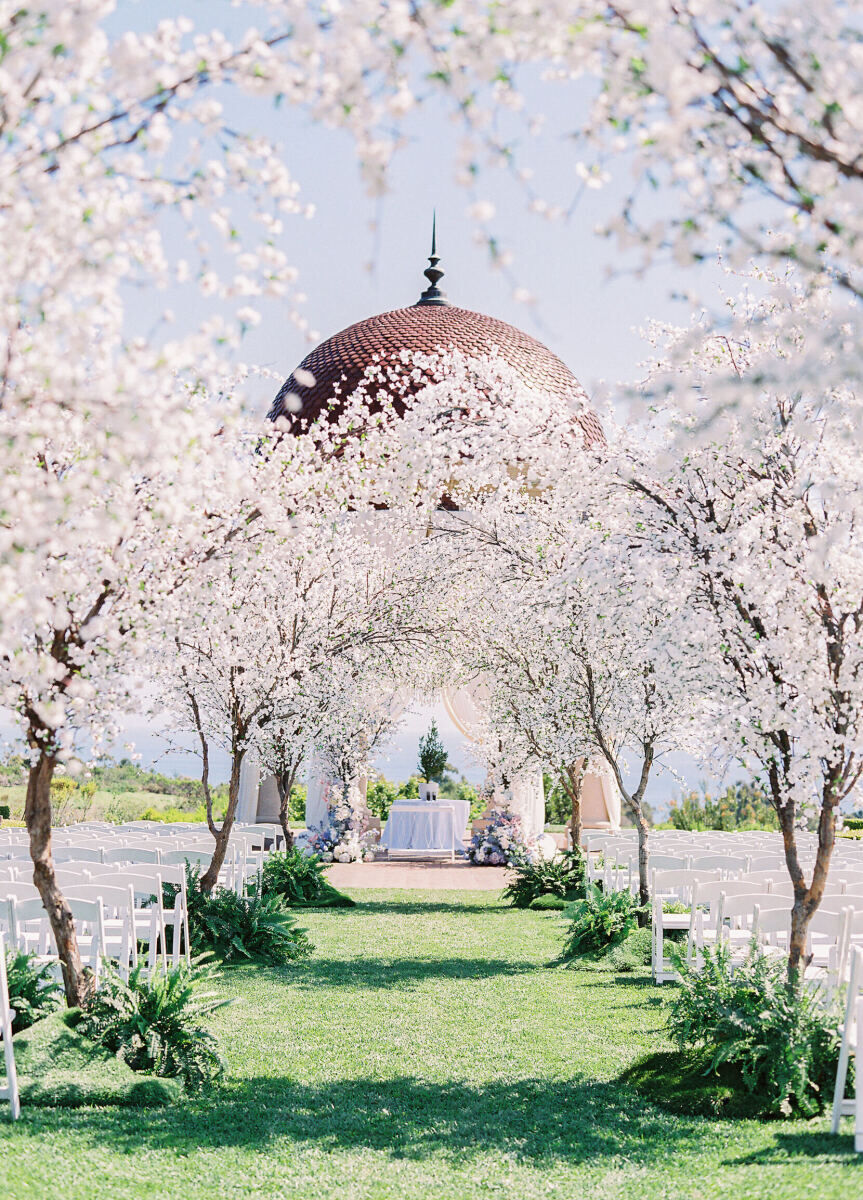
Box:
[0, 890, 859, 1199]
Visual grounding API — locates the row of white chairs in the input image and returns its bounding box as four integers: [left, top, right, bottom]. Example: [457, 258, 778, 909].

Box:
[2, 864, 192, 979]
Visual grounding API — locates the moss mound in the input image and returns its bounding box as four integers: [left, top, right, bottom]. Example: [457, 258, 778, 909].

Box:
[618, 1049, 764, 1119]
[307, 882, 355, 908]
[12, 1012, 182, 1108]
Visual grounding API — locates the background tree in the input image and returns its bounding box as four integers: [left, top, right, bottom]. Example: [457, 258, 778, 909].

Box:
[417, 721, 449, 784]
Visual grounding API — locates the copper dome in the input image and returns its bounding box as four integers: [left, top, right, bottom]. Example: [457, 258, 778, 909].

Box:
[269, 241, 604, 446]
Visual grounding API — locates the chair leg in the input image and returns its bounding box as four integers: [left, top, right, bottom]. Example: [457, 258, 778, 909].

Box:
[832, 1024, 852, 1134]
[856, 997, 863, 1153]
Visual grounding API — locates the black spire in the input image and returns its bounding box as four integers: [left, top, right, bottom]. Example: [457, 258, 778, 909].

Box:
[416, 213, 451, 306]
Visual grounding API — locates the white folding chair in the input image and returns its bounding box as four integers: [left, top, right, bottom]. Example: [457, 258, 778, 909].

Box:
[651, 869, 721, 983]
[5, 896, 57, 970]
[63, 885, 137, 979]
[832, 945, 863, 1138]
[0, 930, 20, 1120]
[629, 854, 690, 897]
[687, 879, 758, 964]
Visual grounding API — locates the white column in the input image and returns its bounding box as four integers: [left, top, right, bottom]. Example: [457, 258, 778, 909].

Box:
[235, 746, 261, 824]
[304, 750, 330, 831]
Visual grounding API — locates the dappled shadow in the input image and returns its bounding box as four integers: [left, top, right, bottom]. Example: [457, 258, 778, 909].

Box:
[289, 955, 541, 990]
[347, 898, 508, 917]
[8, 1075, 744, 1165]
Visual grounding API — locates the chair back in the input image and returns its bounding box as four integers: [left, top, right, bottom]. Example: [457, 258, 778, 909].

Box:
[6, 896, 52, 956]
[53, 847, 103, 864]
[102, 847, 161, 865]
[160, 849, 213, 868]
[652, 868, 720, 904]
[648, 854, 691, 871]
[689, 854, 748, 876]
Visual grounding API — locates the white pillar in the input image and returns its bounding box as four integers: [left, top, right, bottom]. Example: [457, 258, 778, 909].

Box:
[304, 751, 330, 831]
[235, 746, 261, 824]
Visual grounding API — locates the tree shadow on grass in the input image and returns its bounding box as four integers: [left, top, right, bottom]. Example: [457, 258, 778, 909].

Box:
[347, 898, 507, 918]
[7, 1075, 745, 1166]
[727, 1130, 862, 1165]
[288, 955, 542, 990]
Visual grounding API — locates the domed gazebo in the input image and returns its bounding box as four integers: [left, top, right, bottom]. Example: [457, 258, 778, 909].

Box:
[237, 230, 620, 837]
[269, 226, 605, 448]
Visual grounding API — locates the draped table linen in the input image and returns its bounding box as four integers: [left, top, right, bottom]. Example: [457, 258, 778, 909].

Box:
[381, 799, 471, 853]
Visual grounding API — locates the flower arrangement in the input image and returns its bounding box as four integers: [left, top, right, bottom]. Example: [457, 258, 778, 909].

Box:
[467, 808, 535, 867]
[306, 784, 377, 863]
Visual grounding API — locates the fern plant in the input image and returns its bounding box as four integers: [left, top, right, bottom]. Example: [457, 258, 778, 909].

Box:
[667, 942, 842, 1117]
[4, 947, 62, 1033]
[562, 883, 644, 957]
[261, 848, 354, 908]
[74, 959, 229, 1091]
[163, 865, 314, 965]
[502, 849, 585, 909]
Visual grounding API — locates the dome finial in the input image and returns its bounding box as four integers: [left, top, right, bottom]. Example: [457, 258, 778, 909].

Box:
[416, 211, 451, 306]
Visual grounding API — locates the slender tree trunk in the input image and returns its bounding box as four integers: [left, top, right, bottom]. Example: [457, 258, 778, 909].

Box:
[199, 750, 244, 893]
[773, 769, 838, 975]
[24, 751, 89, 1007]
[634, 809, 651, 912]
[276, 767, 297, 852]
[562, 758, 587, 851]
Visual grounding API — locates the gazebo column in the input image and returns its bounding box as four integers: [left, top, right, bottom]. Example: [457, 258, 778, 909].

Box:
[235, 747, 261, 824]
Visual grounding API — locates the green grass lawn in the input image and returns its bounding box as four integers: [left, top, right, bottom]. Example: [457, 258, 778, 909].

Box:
[1, 890, 859, 1199]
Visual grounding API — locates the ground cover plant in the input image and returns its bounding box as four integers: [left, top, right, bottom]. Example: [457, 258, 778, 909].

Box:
[0, 890, 859, 1200]
[72, 961, 229, 1092]
[260, 848, 355, 908]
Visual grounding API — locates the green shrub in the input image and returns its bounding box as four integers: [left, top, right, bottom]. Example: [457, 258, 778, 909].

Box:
[562, 883, 644, 958]
[0, 803, 10, 821]
[667, 942, 842, 1117]
[843, 816, 863, 831]
[4, 948, 62, 1033]
[503, 850, 585, 909]
[606, 926, 653, 971]
[73, 960, 228, 1091]
[171, 866, 314, 965]
[261, 848, 355, 908]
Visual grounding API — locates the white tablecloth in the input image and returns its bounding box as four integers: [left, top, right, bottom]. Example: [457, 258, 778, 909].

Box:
[381, 800, 471, 852]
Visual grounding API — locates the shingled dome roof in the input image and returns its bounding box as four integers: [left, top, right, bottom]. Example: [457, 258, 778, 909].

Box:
[269, 228, 604, 447]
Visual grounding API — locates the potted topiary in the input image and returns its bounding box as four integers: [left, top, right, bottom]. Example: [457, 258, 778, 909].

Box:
[417, 720, 449, 801]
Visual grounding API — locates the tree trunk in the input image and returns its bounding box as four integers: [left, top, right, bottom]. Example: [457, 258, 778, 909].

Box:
[276, 768, 296, 853]
[562, 759, 587, 851]
[199, 749, 244, 893]
[24, 753, 89, 1007]
[774, 775, 838, 975]
[635, 811, 650, 911]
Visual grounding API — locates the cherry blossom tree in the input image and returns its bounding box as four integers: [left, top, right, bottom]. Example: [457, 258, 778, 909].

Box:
[621, 281, 863, 970]
[433, 491, 705, 906]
